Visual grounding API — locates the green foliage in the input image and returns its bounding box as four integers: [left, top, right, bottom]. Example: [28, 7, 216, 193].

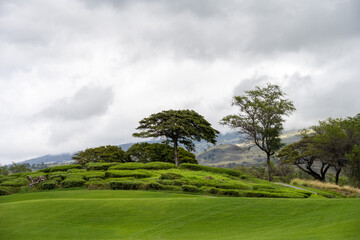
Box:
[109, 162, 177, 170]
[0, 187, 9, 195]
[218, 189, 241, 197]
[0, 177, 29, 187]
[181, 185, 200, 192]
[160, 172, 183, 180]
[85, 162, 118, 171]
[346, 145, 360, 187]
[41, 180, 57, 190]
[8, 163, 32, 174]
[109, 180, 143, 190]
[48, 172, 70, 180]
[179, 163, 247, 178]
[73, 145, 126, 165]
[80, 171, 106, 180]
[133, 109, 219, 166]
[125, 143, 198, 164]
[61, 177, 86, 188]
[0, 165, 9, 176]
[221, 84, 295, 181]
[49, 164, 82, 172]
[106, 170, 152, 179]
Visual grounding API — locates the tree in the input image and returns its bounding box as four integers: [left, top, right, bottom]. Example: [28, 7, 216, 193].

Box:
[0, 165, 9, 176]
[346, 145, 360, 187]
[8, 162, 32, 173]
[73, 145, 126, 165]
[220, 84, 295, 181]
[277, 133, 331, 181]
[133, 109, 219, 166]
[125, 143, 198, 164]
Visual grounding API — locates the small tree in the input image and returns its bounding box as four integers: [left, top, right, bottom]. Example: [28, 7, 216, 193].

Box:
[8, 162, 32, 173]
[72, 145, 126, 165]
[133, 109, 219, 166]
[221, 84, 295, 181]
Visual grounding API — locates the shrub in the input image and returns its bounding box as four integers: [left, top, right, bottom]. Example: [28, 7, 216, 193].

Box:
[41, 180, 57, 190]
[181, 185, 200, 192]
[86, 162, 118, 171]
[109, 162, 176, 170]
[143, 182, 164, 190]
[179, 163, 247, 178]
[252, 184, 277, 191]
[0, 176, 8, 184]
[160, 172, 183, 180]
[86, 180, 110, 190]
[205, 187, 219, 194]
[67, 169, 86, 173]
[243, 190, 306, 198]
[106, 170, 152, 179]
[61, 177, 86, 188]
[49, 164, 82, 172]
[219, 189, 241, 197]
[0, 187, 9, 195]
[109, 180, 143, 190]
[162, 185, 182, 192]
[48, 172, 70, 180]
[0, 177, 29, 187]
[52, 177, 63, 184]
[80, 171, 106, 180]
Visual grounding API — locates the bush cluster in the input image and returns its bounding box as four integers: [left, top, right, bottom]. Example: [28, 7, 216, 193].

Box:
[61, 177, 86, 188]
[86, 162, 118, 171]
[106, 170, 152, 179]
[49, 164, 82, 172]
[160, 172, 183, 180]
[180, 163, 248, 178]
[41, 180, 57, 190]
[109, 162, 176, 170]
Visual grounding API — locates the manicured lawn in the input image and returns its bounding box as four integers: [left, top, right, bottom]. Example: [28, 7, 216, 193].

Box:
[0, 190, 359, 240]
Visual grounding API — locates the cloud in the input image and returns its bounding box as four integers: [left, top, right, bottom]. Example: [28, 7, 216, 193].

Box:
[0, 0, 359, 164]
[41, 85, 114, 120]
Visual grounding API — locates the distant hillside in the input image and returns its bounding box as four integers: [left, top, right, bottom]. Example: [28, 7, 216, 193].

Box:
[196, 130, 301, 168]
[18, 134, 240, 166]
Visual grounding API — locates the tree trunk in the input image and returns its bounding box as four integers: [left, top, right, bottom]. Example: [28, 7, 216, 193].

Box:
[266, 153, 272, 181]
[173, 141, 179, 167]
[335, 168, 341, 185]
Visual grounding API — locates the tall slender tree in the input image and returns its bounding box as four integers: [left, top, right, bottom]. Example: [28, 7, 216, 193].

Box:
[221, 84, 295, 181]
[133, 109, 219, 166]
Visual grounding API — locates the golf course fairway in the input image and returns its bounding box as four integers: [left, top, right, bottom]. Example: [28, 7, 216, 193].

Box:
[0, 190, 359, 239]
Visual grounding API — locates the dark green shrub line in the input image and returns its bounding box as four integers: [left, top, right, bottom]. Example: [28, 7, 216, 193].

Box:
[179, 163, 249, 179]
[106, 170, 152, 179]
[86, 162, 118, 171]
[109, 162, 177, 170]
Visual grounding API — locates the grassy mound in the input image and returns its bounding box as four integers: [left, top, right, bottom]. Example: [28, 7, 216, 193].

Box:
[0, 190, 359, 240]
[0, 163, 319, 198]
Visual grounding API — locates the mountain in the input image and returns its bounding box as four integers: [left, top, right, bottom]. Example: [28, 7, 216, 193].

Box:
[18, 131, 299, 167]
[196, 130, 301, 168]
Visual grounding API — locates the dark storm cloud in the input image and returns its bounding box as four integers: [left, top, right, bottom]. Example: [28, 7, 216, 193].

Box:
[41, 86, 114, 120]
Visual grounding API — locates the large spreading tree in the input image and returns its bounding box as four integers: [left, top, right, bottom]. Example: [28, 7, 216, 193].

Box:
[220, 84, 295, 181]
[133, 109, 219, 166]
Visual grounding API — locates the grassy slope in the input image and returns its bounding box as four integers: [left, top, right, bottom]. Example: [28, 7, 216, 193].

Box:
[1, 190, 360, 240]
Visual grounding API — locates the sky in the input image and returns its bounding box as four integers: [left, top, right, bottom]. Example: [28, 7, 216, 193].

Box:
[1, 0, 359, 164]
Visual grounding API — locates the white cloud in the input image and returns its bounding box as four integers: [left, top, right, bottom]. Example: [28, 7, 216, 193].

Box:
[0, 0, 359, 164]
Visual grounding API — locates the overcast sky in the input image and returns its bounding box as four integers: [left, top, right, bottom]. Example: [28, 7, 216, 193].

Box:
[1, 0, 359, 164]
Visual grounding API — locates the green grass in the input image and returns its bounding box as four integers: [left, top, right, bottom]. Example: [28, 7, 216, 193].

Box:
[0, 190, 359, 240]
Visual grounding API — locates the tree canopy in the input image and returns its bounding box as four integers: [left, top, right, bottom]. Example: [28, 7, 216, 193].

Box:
[72, 145, 126, 165]
[220, 83, 295, 181]
[278, 115, 360, 184]
[125, 143, 197, 164]
[133, 109, 219, 166]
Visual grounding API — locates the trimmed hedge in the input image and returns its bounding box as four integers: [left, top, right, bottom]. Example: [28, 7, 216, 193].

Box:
[179, 163, 248, 178]
[61, 177, 86, 188]
[181, 185, 200, 192]
[41, 180, 57, 190]
[80, 171, 106, 180]
[109, 180, 143, 190]
[49, 164, 82, 172]
[0, 187, 9, 195]
[109, 162, 177, 170]
[160, 172, 183, 180]
[86, 162, 118, 171]
[0, 178, 29, 187]
[106, 170, 152, 179]
[48, 172, 70, 180]
[218, 189, 241, 197]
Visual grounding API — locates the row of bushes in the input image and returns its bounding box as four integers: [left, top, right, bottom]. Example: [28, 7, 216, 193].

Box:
[179, 163, 249, 179]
